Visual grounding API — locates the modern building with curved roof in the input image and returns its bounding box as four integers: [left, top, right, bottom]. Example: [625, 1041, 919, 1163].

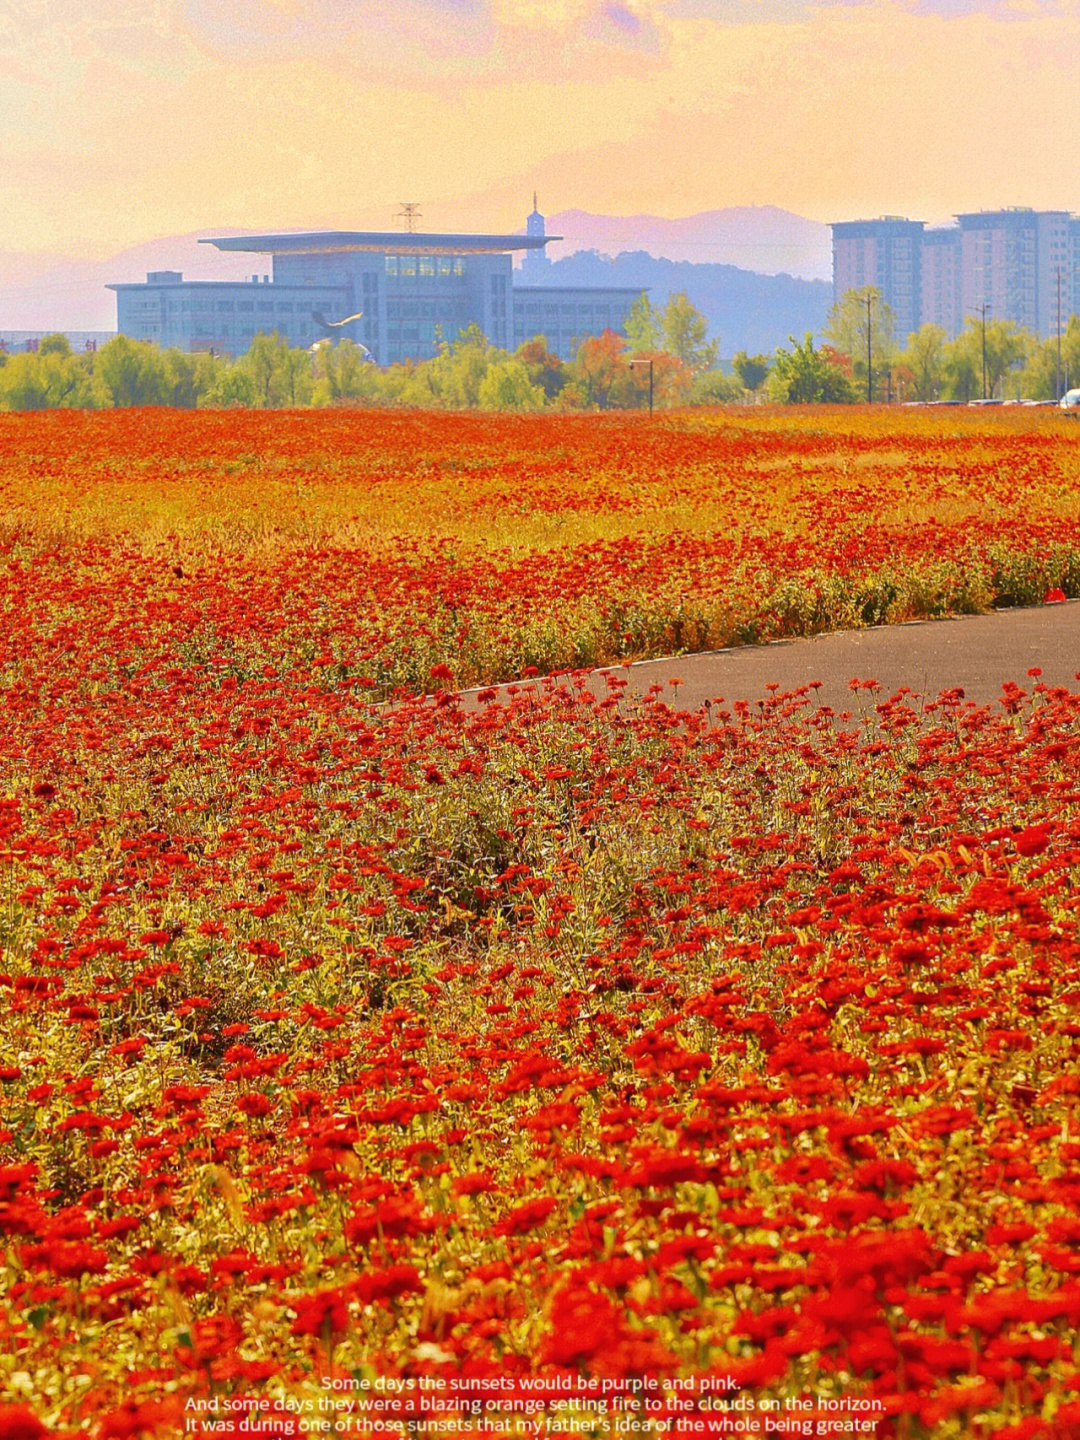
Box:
[110, 204, 642, 364]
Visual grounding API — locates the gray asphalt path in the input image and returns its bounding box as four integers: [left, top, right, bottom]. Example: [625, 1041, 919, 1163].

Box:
[463, 601, 1080, 715]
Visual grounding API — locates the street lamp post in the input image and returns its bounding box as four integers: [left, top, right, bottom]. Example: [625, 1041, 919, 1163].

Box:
[866, 293, 873, 404]
[980, 303, 989, 401]
[1057, 268, 1063, 402]
[630, 357, 654, 416]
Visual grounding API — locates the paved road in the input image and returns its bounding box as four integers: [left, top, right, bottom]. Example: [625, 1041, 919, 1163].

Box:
[463, 601, 1080, 715]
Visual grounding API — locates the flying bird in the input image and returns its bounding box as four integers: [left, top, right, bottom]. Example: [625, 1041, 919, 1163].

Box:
[313, 310, 364, 330]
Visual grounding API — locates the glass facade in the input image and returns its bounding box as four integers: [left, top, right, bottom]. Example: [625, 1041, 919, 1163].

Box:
[111, 278, 347, 354]
[112, 225, 639, 363]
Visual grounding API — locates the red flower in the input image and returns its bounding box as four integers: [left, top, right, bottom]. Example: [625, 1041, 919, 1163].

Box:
[235, 1092, 273, 1117]
[0, 1406, 48, 1440]
[354, 1264, 423, 1304]
[1014, 824, 1051, 857]
[290, 1286, 350, 1337]
[492, 1196, 557, 1235]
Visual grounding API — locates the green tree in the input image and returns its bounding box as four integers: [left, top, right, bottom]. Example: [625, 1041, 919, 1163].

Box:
[1016, 334, 1059, 402]
[770, 334, 856, 404]
[661, 292, 718, 372]
[824, 286, 895, 399]
[38, 333, 72, 359]
[827, 286, 900, 399]
[278, 343, 314, 407]
[942, 317, 1028, 401]
[0, 347, 93, 410]
[0, 353, 50, 410]
[201, 362, 256, 409]
[311, 339, 380, 405]
[689, 368, 741, 405]
[242, 331, 313, 408]
[941, 337, 978, 403]
[446, 324, 497, 408]
[158, 349, 218, 408]
[1017, 318, 1080, 400]
[246, 332, 281, 407]
[477, 357, 545, 411]
[93, 335, 169, 407]
[899, 324, 946, 402]
[623, 293, 661, 354]
[732, 352, 771, 394]
[554, 380, 588, 411]
[413, 324, 494, 408]
[1065, 315, 1080, 392]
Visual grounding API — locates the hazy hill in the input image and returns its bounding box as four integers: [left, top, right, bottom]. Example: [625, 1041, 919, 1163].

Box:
[521, 251, 832, 358]
[543, 206, 832, 281]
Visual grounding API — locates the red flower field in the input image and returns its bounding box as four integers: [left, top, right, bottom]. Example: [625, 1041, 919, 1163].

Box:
[2, 406, 1080, 1438]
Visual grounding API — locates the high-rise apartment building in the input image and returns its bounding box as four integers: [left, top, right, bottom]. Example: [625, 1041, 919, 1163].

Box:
[956, 209, 1071, 338]
[919, 228, 962, 338]
[830, 217, 924, 342]
[1068, 217, 1080, 328]
[833, 208, 1079, 343]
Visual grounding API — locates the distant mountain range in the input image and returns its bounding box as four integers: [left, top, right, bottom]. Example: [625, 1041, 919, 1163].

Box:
[0, 207, 834, 354]
[520, 251, 831, 359]
[542, 207, 832, 281]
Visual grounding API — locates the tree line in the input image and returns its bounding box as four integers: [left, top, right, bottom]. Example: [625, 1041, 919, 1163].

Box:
[764, 288, 1080, 404]
[5, 287, 1077, 412]
[0, 292, 740, 414]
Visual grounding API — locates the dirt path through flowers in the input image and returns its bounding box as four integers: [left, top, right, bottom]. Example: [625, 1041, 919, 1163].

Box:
[463, 600, 1080, 713]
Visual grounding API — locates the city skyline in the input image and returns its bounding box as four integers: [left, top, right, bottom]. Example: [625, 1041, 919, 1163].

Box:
[832, 207, 1080, 343]
[3, 0, 1080, 267]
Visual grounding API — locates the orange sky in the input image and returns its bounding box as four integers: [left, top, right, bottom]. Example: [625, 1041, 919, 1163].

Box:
[3, 0, 1080, 258]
